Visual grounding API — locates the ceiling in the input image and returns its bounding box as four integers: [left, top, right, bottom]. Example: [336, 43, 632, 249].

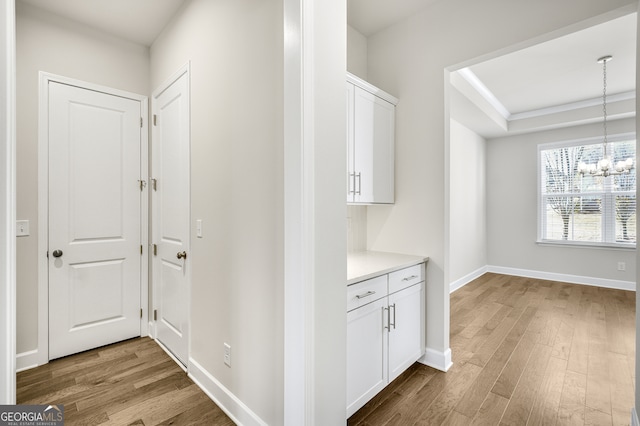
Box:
[18, 0, 185, 46]
[466, 13, 636, 117]
[347, 0, 441, 37]
[18, 0, 637, 139]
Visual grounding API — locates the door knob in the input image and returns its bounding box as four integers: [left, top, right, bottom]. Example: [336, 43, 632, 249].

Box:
[52, 249, 63, 258]
[177, 251, 187, 260]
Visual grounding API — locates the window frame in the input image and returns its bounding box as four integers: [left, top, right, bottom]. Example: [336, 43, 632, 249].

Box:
[537, 134, 636, 250]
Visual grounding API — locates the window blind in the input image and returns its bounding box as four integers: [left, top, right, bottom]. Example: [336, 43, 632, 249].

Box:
[539, 139, 636, 247]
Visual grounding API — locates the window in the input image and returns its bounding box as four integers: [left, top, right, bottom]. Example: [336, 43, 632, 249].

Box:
[539, 138, 636, 248]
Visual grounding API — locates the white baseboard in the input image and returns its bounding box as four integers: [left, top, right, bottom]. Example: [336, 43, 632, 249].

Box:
[188, 357, 267, 426]
[418, 347, 452, 372]
[16, 349, 39, 372]
[450, 266, 488, 293]
[487, 265, 636, 291]
[632, 408, 639, 426]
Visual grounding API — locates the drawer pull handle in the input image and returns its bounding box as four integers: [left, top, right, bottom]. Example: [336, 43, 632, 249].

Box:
[402, 275, 419, 281]
[355, 291, 376, 299]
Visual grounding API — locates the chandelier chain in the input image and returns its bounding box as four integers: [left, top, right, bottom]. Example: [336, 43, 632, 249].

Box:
[578, 54, 633, 177]
[602, 57, 608, 152]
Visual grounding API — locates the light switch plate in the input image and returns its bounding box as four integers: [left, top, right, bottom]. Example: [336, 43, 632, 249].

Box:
[196, 219, 202, 238]
[16, 220, 29, 237]
[224, 343, 231, 367]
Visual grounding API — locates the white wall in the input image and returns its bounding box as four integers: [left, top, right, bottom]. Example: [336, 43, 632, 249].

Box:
[487, 118, 636, 285]
[0, 0, 16, 405]
[151, 1, 346, 423]
[347, 25, 367, 80]
[15, 2, 149, 360]
[365, 0, 637, 362]
[449, 119, 486, 285]
[150, 1, 283, 423]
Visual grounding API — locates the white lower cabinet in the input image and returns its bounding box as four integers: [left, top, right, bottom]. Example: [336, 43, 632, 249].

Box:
[388, 283, 424, 382]
[346, 297, 388, 416]
[346, 264, 425, 418]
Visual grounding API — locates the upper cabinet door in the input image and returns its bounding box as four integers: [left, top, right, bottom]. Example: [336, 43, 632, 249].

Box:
[353, 86, 395, 204]
[346, 73, 396, 205]
[347, 82, 356, 203]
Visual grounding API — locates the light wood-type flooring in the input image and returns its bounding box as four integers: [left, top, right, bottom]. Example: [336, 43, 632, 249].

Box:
[348, 273, 636, 426]
[17, 337, 234, 425]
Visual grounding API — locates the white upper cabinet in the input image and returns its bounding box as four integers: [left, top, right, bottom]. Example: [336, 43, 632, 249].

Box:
[346, 73, 397, 204]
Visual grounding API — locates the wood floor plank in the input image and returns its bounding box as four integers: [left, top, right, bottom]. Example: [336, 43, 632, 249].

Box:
[490, 332, 535, 399]
[466, 307, 525, 368]
[551, 320, 574, 360]
[104, 384, 208, 425]
[557, 370, 586, 425]
[566, 320, 589, 375]
[604, 296, 627, 356]
[499, 343, 552, 426]
[584, 407, 612, 426]
[17, 338, 233, 425]
[414, 361, 482, 425]
[469, 392, 509, 426]
[376, 372, 447, 425]
[350, 274, 635, 426]
[586, 303, 612, 416]
[607, 351, 635, 426]
[527, 355, 566, 425]
[156, 398, 235, 426]
[441, 410, 473, 426]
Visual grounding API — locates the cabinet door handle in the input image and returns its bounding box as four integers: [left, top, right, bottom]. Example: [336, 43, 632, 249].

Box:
[390, 303, 396, 330]
[356, 172, 362, 195]
[348, 172, 356, 195]
[402, 275, 419, 281]
[355, 290, 376, 299]
[383, 306, 390, 331]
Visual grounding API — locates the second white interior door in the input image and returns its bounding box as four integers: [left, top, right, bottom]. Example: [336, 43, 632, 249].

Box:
[151, 67, 190, 366]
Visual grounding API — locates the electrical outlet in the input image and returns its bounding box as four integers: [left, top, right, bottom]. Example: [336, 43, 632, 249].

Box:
[617, 261, 626, 271]
[224, 343, 231, 367]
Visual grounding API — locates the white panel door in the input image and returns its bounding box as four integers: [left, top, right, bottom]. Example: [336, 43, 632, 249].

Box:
[152, 69, 190, 366]
[48, 82, 142, 360]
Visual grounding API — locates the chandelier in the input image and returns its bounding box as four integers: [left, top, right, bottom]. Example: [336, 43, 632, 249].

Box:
[578, 55, 633, 177]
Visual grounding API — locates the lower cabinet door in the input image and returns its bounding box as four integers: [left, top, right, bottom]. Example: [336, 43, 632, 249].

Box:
[388, 282, 424, 382]
[347, 297, 388, 418]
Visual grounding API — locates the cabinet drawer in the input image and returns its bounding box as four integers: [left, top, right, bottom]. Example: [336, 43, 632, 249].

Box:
[347, 275, 387, 311]
[388, 263, 423, 294]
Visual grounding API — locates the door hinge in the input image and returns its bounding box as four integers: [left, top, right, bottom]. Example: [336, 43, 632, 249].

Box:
[153, 244, 157, 256]
[140, 245, 143, 255]
[138, 179, 146, 191]
[154, 309, 157, 321]
[140, 117, 143, 128]
[140, 308, 143, 319]
[46, 250, 49, 258]
[151, 178, 157, 191]
[153, 114, 157, 126]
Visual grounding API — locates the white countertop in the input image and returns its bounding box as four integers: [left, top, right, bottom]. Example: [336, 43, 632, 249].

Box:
[347, 251, 429, 285]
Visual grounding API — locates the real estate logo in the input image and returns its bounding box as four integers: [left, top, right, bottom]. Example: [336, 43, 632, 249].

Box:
[0, 405, 64, 426]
